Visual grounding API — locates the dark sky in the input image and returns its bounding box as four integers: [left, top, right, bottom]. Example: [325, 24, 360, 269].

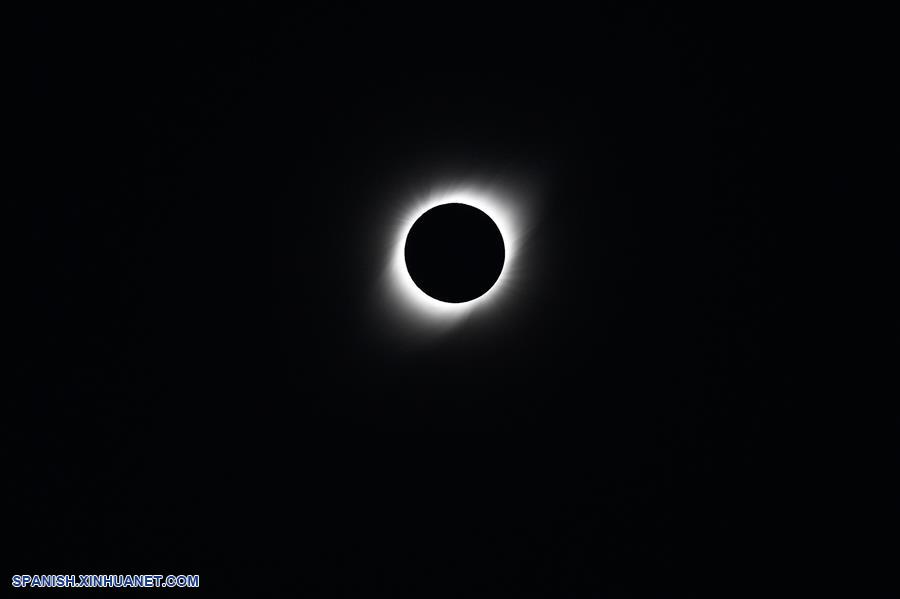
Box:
[16, 4, 896, 596]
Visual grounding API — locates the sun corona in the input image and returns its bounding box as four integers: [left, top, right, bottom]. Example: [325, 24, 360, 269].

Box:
[384, 185, 529, 329]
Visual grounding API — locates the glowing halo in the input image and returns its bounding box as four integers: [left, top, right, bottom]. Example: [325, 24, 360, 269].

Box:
[381, 183, 532, 332]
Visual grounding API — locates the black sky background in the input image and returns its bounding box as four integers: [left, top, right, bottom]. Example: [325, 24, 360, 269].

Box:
[16, 4, 897, 596]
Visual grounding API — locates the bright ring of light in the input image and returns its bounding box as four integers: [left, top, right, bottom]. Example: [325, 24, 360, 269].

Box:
[386, 186, 527, 327]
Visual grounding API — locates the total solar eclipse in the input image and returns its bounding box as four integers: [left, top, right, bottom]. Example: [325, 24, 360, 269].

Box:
[404, 203, 505, 303]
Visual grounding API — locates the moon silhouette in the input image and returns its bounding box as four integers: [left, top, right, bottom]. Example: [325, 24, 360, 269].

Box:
[404, 203, 505, 303]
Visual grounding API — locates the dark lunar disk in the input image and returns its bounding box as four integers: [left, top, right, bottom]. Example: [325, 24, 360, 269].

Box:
[404, 203, 506, 303]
